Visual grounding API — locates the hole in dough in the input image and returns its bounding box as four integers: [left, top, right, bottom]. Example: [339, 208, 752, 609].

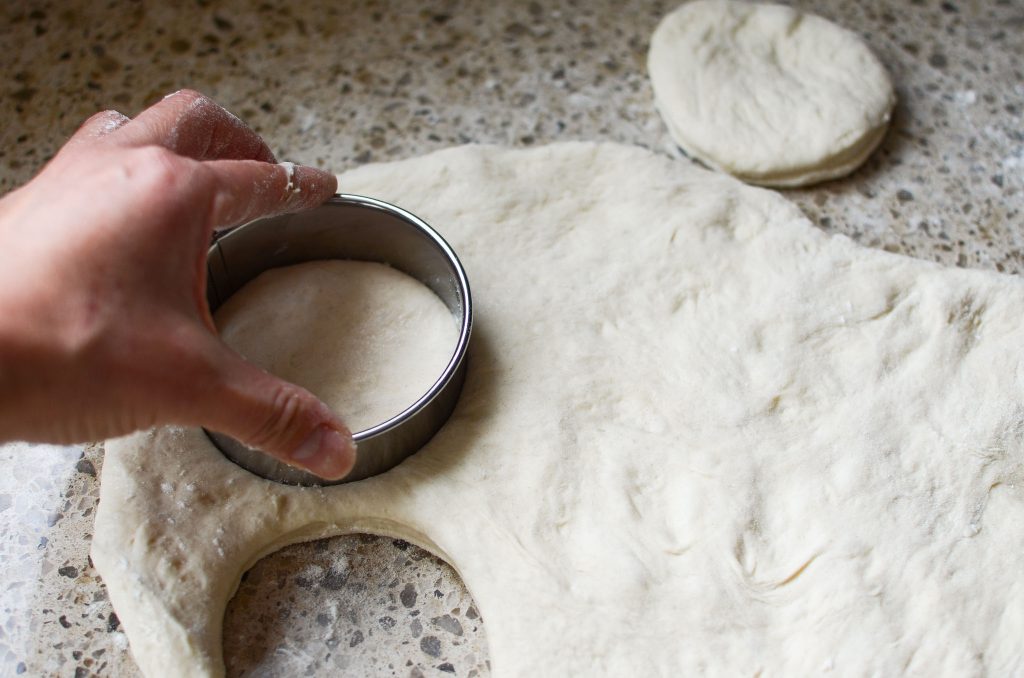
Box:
[223, 533, 489, 676]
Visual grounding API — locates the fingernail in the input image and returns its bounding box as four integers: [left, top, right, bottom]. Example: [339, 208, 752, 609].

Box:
[290, 424, 356, 480]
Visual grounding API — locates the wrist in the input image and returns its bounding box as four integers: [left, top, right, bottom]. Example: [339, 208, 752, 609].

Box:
[0, 306, 35, 440]
[0, 283, 71, 442]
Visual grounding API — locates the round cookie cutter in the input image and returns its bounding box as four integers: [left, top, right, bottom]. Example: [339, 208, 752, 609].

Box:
[204, 194, 472, 486]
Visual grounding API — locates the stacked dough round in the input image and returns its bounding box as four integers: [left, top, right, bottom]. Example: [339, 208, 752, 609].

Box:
[648, 0, 896, 187]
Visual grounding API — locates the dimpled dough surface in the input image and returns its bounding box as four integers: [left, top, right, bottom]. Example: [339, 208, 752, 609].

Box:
[93, 143, 1024, 677]
[648, 0, 895, 187]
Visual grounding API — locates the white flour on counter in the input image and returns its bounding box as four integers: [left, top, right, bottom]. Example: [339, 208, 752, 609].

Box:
[0, 443, 84, 668]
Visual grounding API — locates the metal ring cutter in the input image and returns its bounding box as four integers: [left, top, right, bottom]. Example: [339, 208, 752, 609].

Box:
[204, 194, 472, 485]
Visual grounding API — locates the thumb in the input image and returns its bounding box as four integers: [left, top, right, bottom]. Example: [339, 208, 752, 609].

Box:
[201, 342, 357, 480]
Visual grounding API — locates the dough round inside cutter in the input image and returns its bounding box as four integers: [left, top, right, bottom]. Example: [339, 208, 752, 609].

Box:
[204, 195, 473, 485]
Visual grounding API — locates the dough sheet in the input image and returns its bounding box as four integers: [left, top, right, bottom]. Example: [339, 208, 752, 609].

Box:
[93, 143, 1024, 677]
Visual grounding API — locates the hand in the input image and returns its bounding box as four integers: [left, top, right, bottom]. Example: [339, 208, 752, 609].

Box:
[0, 90, 356, 480]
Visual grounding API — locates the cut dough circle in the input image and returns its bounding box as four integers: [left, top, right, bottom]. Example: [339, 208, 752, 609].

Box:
[214, 260, 458, 433]
[648, 0, 896, 187]
[93, 143, 1024, 677]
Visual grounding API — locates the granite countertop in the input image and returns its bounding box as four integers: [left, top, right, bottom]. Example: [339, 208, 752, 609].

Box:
[1, 0, 1021, 676]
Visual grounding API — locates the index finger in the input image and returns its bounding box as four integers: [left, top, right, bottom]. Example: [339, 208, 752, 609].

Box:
[111, 89, 277, 163]
[202, 159, 338, 230]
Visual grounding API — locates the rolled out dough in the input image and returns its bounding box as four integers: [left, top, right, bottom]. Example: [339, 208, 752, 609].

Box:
[93, 143, 1024, 677]
[648, 0, 895, 187]
[213, 260, 458, 432]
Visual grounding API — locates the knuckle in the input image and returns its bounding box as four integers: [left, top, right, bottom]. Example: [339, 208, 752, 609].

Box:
[245, 382, 308, 451]
[69, 110, 128, 147]
[86, 109, 124, 125]
[137, 151, 179, 189]
[133, 143, 176, 170]
[128, 145, 196, 193]
[171, 88, 206, 106]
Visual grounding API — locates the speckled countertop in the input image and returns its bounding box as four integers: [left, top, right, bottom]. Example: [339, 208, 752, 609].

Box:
[0, 0, 1021, 676]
